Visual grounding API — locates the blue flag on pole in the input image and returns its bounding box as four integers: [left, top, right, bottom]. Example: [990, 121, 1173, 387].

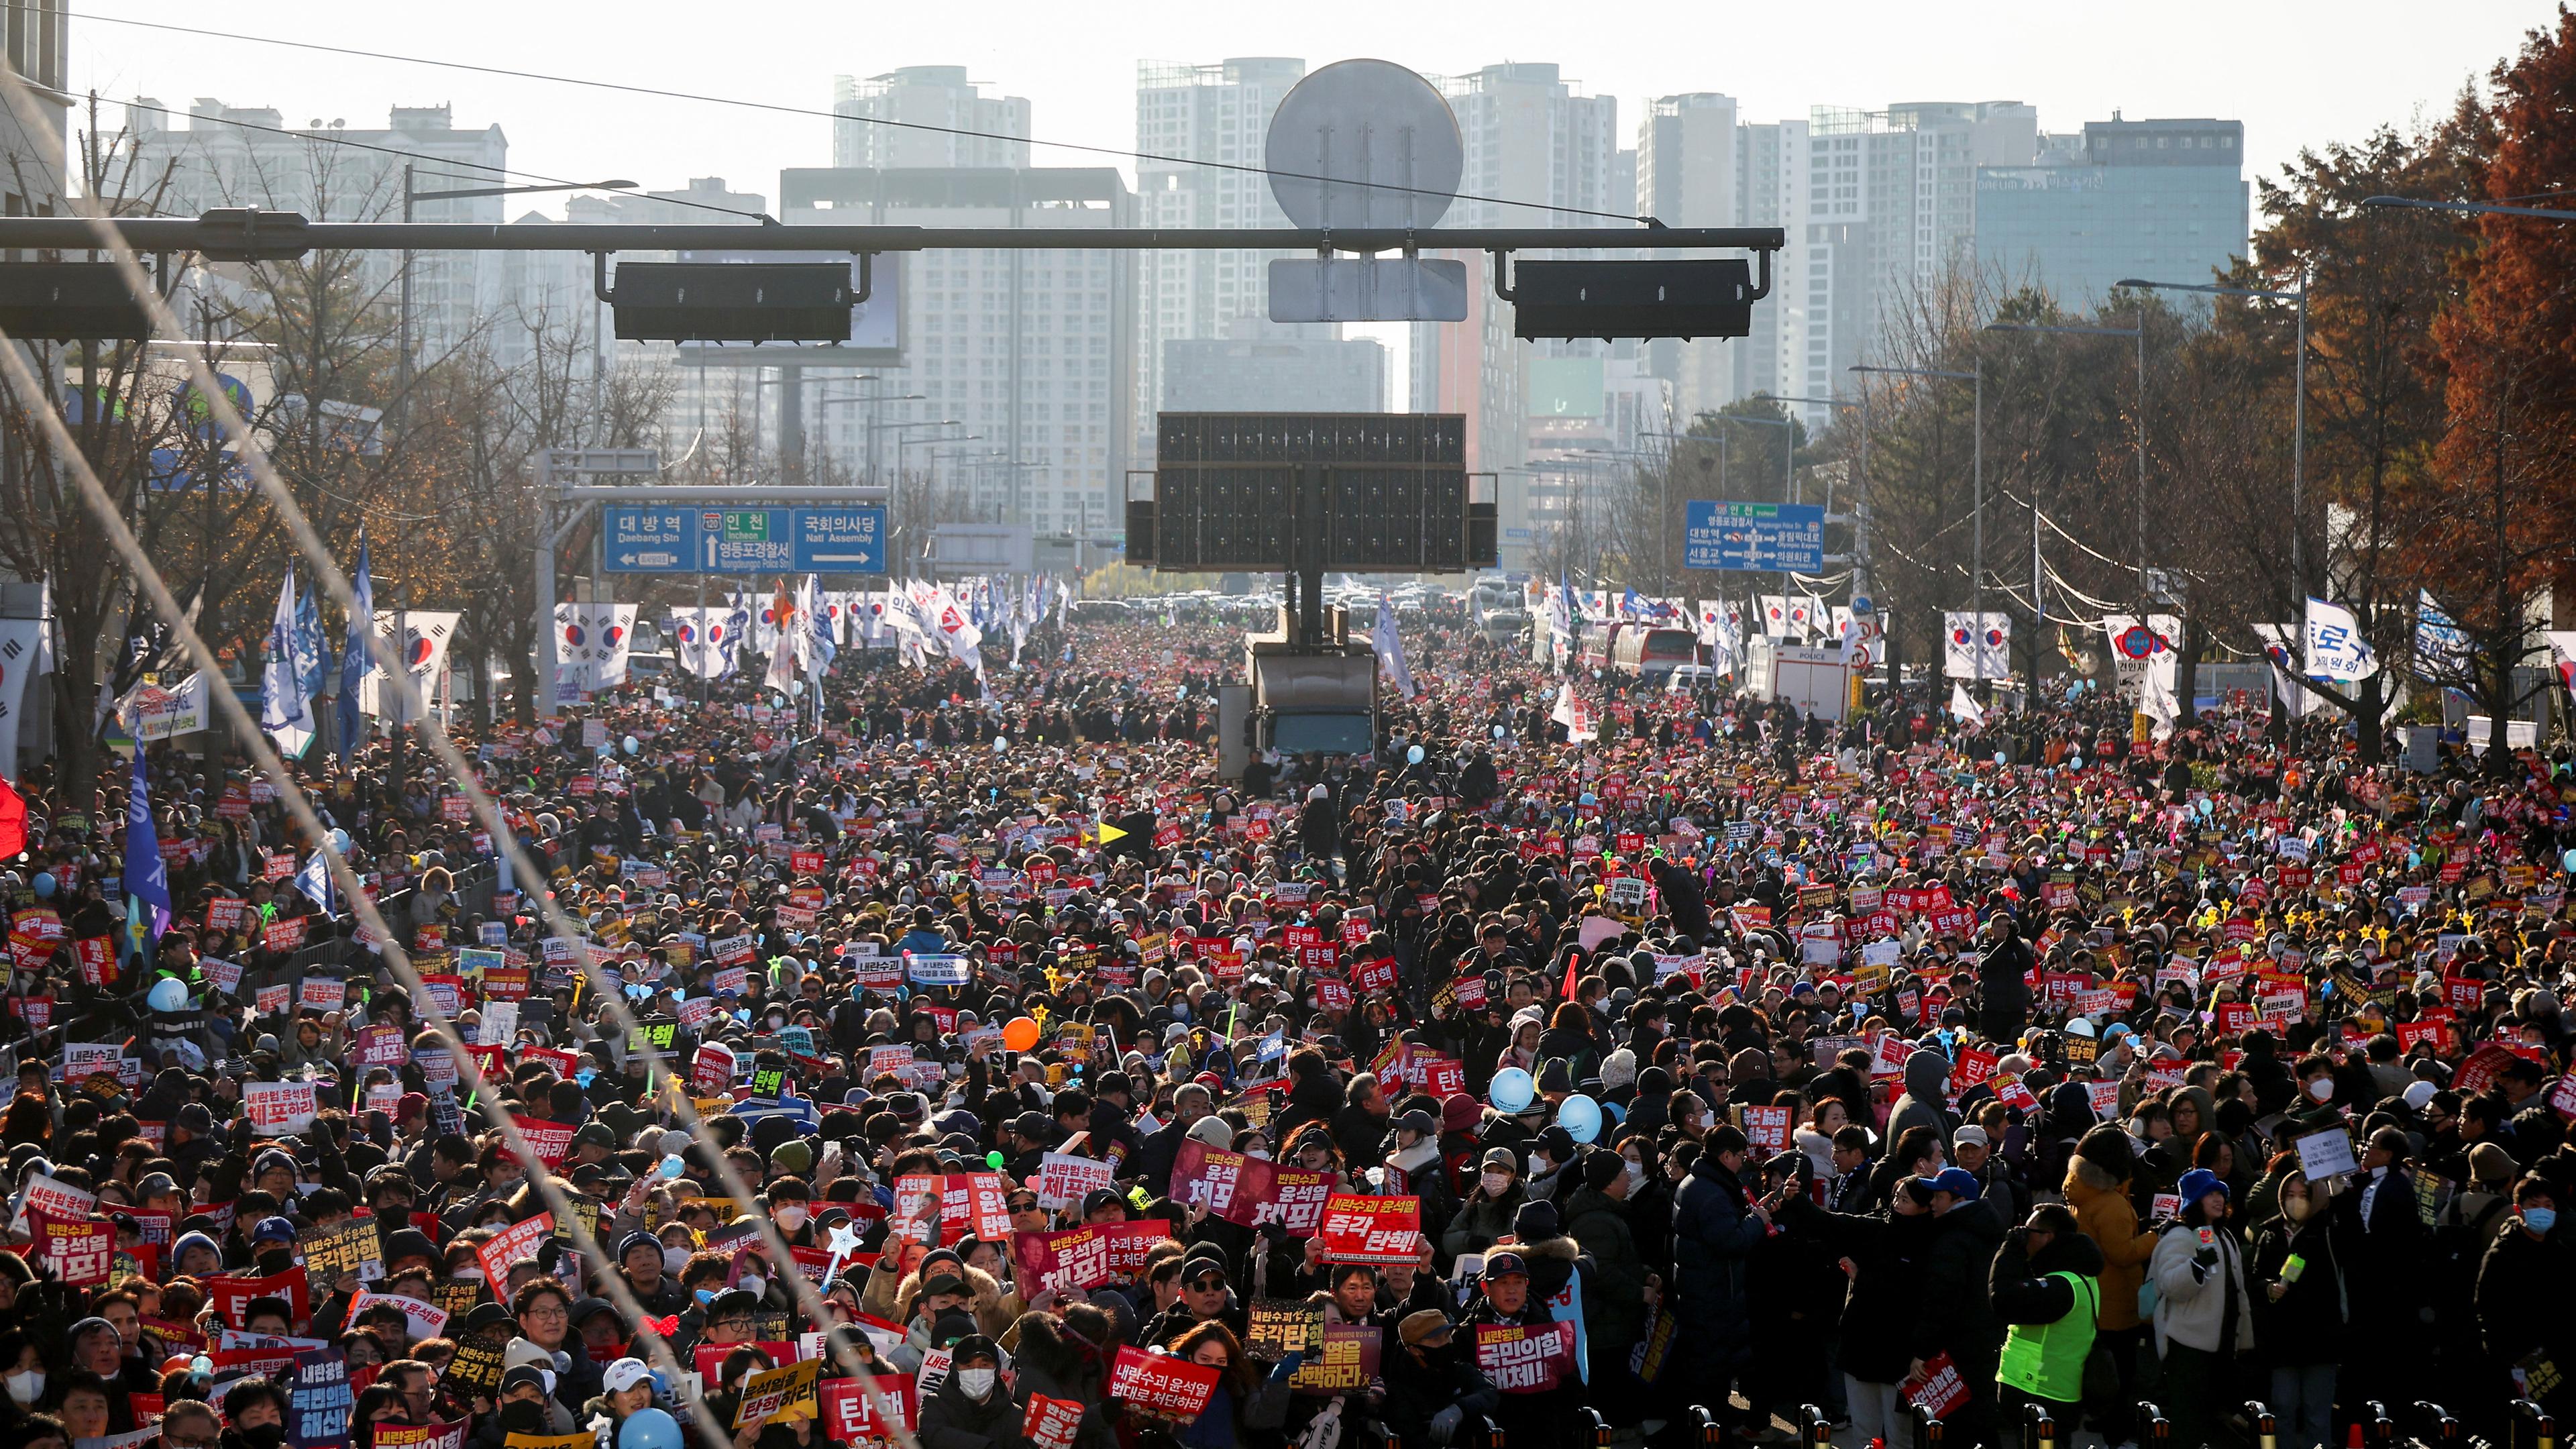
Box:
[123, 746, 170, 949]
[337, 538, 374, 761]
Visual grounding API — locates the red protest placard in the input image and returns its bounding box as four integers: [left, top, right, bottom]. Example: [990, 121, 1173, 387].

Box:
[507, 1117, 576, 1171]
[2454, 1043, 2522, 1097]
[1169, 1139, 1277, 1228]
[1317, 1193, 1421, 1264]
[1739, 1104, 1791, 1153]
[1314, 977, 1353, 1013]
[1418, 1057, 1466, 1099]
[203, 1270, 309, 1329]
[1107, 1346, 1220, 1418]
[34, 1211, 113, 1286]
[1902, 1350, 1970, 1419]
[1013, 1226, 1110, 1293]
[1353, 956, 1398, 995]
[819, 1378, 916, 1440]
[1263, 1171, 1333, 1234]
[473, 1212, 553, 1284]
[692, 1043, 737, 1097]
[1473, 1321, 1575, 1393]
[1022, 1394, 1086, 1449]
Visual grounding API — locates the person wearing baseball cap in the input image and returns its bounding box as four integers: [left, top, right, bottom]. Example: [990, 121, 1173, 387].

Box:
[1908, 1163, 2008, 1446]
[1383, 1309, 1497, 1448]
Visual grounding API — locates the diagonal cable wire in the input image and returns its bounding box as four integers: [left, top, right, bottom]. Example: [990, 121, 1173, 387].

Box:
[1, 61, 930, 1448]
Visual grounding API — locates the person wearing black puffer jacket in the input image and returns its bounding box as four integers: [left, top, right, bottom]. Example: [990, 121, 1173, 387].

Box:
[1909, 1167, 2006, 1449]
[2249, 1170, 2351, 1449]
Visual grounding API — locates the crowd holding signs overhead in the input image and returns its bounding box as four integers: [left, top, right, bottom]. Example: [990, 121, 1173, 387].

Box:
[0, 588, 2569, 1449]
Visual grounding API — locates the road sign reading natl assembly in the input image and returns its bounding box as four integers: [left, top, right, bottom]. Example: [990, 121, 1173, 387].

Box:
[1682, 500, 1825, 574]
[603, 506, 885, 575]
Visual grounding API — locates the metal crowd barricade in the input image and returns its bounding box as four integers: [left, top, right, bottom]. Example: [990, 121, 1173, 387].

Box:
[2245, 1400, 2277, 1449]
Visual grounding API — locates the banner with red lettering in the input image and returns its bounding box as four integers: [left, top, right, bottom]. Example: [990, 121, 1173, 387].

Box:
[1106, 1346, 1221, 1418]
[506, 1117, 576, 1171]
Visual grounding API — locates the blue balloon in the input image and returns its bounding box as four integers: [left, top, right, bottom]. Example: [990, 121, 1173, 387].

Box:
[30, 873, 54, 898]
[1489, 1066, 1534, 1114]
[620, 1409, 683, 1449]
[1558, 1093, 1603, 1144]
[147, 977, 189, 1012]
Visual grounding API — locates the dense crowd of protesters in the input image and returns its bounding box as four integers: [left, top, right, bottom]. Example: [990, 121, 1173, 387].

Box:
[0, 600, 2569, 1449]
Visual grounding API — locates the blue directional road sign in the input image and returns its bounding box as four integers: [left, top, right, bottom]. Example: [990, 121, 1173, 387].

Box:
[601, 506, 886, 574]
[1682, 500, 1825, 573]
[792, 508, 885, 572]
[602, 507, 694, 572]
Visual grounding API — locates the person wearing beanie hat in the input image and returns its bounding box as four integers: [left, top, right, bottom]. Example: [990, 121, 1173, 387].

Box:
[2147, 1162, 2252, 1449]
[1560, 1147, 1648, 1391]
[169, 1230, 225, 1278]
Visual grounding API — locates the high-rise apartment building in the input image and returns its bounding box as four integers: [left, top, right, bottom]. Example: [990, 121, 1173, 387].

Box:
[1636, 93, 1742, 420]
[1402, 63, 1619, 569]
[831, 67, 1030, 171]
[0, 0, 65, 221]
[127, 102, 510, 358]
[1133, 57, 1322, 450]
[779, 166, 1136, 538]
[1974, 115, 2249, 309]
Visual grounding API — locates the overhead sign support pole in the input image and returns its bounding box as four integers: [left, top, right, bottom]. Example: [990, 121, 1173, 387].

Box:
[533, 456, 891, 715]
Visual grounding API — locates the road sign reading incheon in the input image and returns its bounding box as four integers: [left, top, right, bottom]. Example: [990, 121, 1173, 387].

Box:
[1682, 500, 1825, 573]
[604, 506, 885, 574]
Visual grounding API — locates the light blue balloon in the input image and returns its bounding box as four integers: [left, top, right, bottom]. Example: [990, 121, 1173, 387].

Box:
[147, 977, 189, 1012]
[1489, 1066, 1534, 1114]
[1407, 745, 1426, 765]
[659, 1155, 686, 1179]
[30, 873, 54, 898]
[1994, 751, 2008, 765]
[619, 1409, 684, 1449]
[1558, 1093, 1603, 1144]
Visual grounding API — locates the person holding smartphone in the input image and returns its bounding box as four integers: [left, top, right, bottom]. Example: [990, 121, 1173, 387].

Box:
[2149, 1168, 2253, 1449]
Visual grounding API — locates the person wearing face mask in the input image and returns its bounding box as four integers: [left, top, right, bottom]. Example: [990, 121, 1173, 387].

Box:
[2332, 1124, 2428, 1409]
[2475, 1177, 2574, 1421]
[2249, 1170, 2349, 1449]
[1444, 1147, 1527, 1257]
[216, 1379, 290, 1449]
[763, 1179, 817, 1248]
[1381, 1310, 1498, 1447]
[916, 1334, 1018, 1449]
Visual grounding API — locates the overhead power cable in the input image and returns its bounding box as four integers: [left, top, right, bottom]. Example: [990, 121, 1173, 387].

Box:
[62, 5, 1648, 223]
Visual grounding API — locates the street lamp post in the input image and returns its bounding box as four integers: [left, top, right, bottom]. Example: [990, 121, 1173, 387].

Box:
[398, 173, 636, 434]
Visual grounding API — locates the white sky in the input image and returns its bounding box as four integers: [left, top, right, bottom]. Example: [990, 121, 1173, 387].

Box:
[67, 0, 2555, 398]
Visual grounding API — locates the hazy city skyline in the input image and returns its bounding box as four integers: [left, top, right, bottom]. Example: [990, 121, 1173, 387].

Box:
[71, 0, 2547, 223]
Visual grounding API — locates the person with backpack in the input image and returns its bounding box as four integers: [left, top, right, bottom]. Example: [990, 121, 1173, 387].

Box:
[2249, 1169, 2349, 1449]
[1990, 1203, 2104, 1449]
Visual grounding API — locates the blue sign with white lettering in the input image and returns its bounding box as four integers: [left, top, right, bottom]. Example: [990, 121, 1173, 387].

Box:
[1682, 500, 1825, 573]
[601, 506, 886, 575]
[793, 508, 885, 572]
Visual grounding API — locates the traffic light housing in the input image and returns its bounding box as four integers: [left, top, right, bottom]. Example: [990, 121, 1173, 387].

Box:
[0, 262, 154, 340]
[605, 262, 854, 344]
[1503, 257, 1757, 341]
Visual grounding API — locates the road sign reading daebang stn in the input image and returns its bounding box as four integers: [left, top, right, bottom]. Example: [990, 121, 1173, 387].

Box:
[602, 506, 885, 574]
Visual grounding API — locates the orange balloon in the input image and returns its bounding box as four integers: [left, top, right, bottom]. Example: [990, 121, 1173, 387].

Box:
[1002, 1017, 1041, 1053]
